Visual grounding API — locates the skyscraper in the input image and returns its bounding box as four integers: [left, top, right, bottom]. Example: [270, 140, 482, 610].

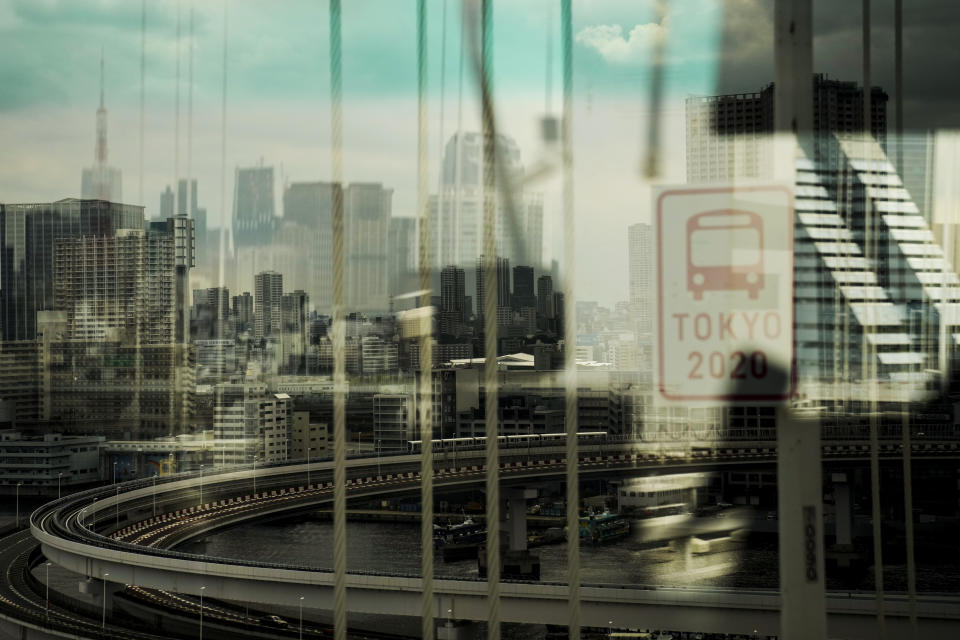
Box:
[0, 199, 143, 341]
[345, 183, 392, 312]
[80, 53, 122, 202]
[627, 223, 653, 335]
[430, 133, 544, 273]
[233, 165, 276, 247]
[537, 274, 554, 321]
[440, 265, 467, 337]
[388, 216, 417, 299]
[282, 181, 333, 227]
[476, 256, 511, 327]
[254, 271, 283, 340]
[512, 265, 536, 310]
[685, 74, 888, 183]
[160, 186, 174, 219]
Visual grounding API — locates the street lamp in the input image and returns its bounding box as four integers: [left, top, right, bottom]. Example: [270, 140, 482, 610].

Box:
[376, 440, 381, 477]
[113, 461, 117, 484]
[15, 481, 23, 528]
[253, 457, 258, 494]
[115, 481, 120, 530]
[58, 472, 62, 499]
[199, 585, 206, 640]
[298, 595, 305, 639]
[199, 464, 205, 506]
[45, 562, 51, 619]
[101, 572, 109, 630]
[152, 475, 157, 517]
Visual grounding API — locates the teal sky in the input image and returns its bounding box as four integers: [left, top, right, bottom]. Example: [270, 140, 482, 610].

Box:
[0, 0, 723, 111]
[0, 0, 731, 306]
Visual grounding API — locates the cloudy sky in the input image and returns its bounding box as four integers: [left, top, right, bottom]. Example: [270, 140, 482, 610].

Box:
[0, 0, 956, 305]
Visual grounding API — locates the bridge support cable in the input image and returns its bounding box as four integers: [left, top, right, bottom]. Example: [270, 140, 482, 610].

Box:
[471, 1, 502, 637]
[861, 2, 887, 637]
[416, 1, 436, 638]
[559, 2, 580, 638]
[139, 0, 145, 206]
[328, 2, 348, 639]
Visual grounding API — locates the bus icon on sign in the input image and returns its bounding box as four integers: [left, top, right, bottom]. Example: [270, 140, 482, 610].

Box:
[686, 209, 764, 300]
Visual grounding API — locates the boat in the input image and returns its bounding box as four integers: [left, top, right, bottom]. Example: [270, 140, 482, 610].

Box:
[433, 516, 486, 560]
[578, 509, 630, 544]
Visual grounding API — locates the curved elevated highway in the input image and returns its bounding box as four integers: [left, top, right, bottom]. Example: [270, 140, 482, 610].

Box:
[20, 439, 960, 638]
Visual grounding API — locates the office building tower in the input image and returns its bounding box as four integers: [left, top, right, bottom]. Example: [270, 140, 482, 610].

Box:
[430, 133, 544, 273]
[48, 219, 195, 438]
[278, 182, 334, 312]
[254, 271, 283, 340]
[192, 287, 231, 340]
[81, 54, 122, 202]
[232, 292, 254, 334]
[280, 290, 309, 374]
[476, 256, 511, 327]
[345, 183, 391, 312]
[512, 265, 536, 311]
[177, 178, 196, 218]
[0, 199, 143, 341]
[627, 223, 653, 335]
[160, 186, 175, 218]
[233, 165, 276, 248]
[537, 275, 555, 322]
[388, 216, 417, 299]
[685, 74, 887, 183]
[283, 181, 333, 227]
[440, 266, 466, 316]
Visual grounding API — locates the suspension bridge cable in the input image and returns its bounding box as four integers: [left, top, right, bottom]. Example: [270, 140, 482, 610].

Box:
[328, 3, 348, 640]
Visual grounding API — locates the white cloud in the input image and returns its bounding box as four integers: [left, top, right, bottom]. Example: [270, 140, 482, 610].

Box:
[575, 21, 668, 65]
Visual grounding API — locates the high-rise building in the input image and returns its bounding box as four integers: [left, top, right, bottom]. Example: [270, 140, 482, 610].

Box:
[537, 274, 555, 322]
[685, 74, 888, 183]
[192, 287, 231, 340]
[47, 219, 195, 439]
[81, 54, 122, 202]
[160, 186, 174, 218]
[254, 271, 283, 340]
[233, 165, 276, 247]
[280, 290, 309, 374]
[0, 199, 143, 341]
[476, 256, 511, 327]
[345, 183, 392, 312]
[388, 216, 417, 299]
[430, 133, 544, 273]
[440, 265, 466, 316]
[282, 181, 333, 227]
[232, 292, 254, 334]
[627, 223, 653, 335]
[512, 265, 536, 310]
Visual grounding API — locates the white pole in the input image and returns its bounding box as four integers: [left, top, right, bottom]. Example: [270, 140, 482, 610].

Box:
[58, 473, 62, 499]
[15, 482, 21, 528]
[200, 464, 204, 505]
[45, 562, 51, 618]
[376, 440, 381, 477]
[253, 457, 257, 494]
[307, 448, 312, 487]
[200, 585, 206, 640]
[299, 595, 304, 639]
[101, 572, 109, 629]
[152, 475, 157, 516]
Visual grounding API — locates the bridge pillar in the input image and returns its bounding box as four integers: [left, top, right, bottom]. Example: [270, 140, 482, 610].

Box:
[833, 472, 853, 547]
[506, 487, 537, 552]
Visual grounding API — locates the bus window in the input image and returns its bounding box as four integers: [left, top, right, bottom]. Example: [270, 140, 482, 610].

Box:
[686, 209, 764, 300]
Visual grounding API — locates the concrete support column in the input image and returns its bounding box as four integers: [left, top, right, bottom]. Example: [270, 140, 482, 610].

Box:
[506, 487, 536, 552]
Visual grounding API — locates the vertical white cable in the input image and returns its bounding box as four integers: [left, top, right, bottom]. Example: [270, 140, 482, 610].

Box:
[329, 3, 348, 640]
[139, 0, 145, 207]
[434, 0, 448, 273]
[560, 3, 580, 638]
[174, 0, 181, 210]
[218, 1, 228, 290]
[862, 2, 886, 637]
[187, 3, 194, 217]
[416, 2, 436, 639]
